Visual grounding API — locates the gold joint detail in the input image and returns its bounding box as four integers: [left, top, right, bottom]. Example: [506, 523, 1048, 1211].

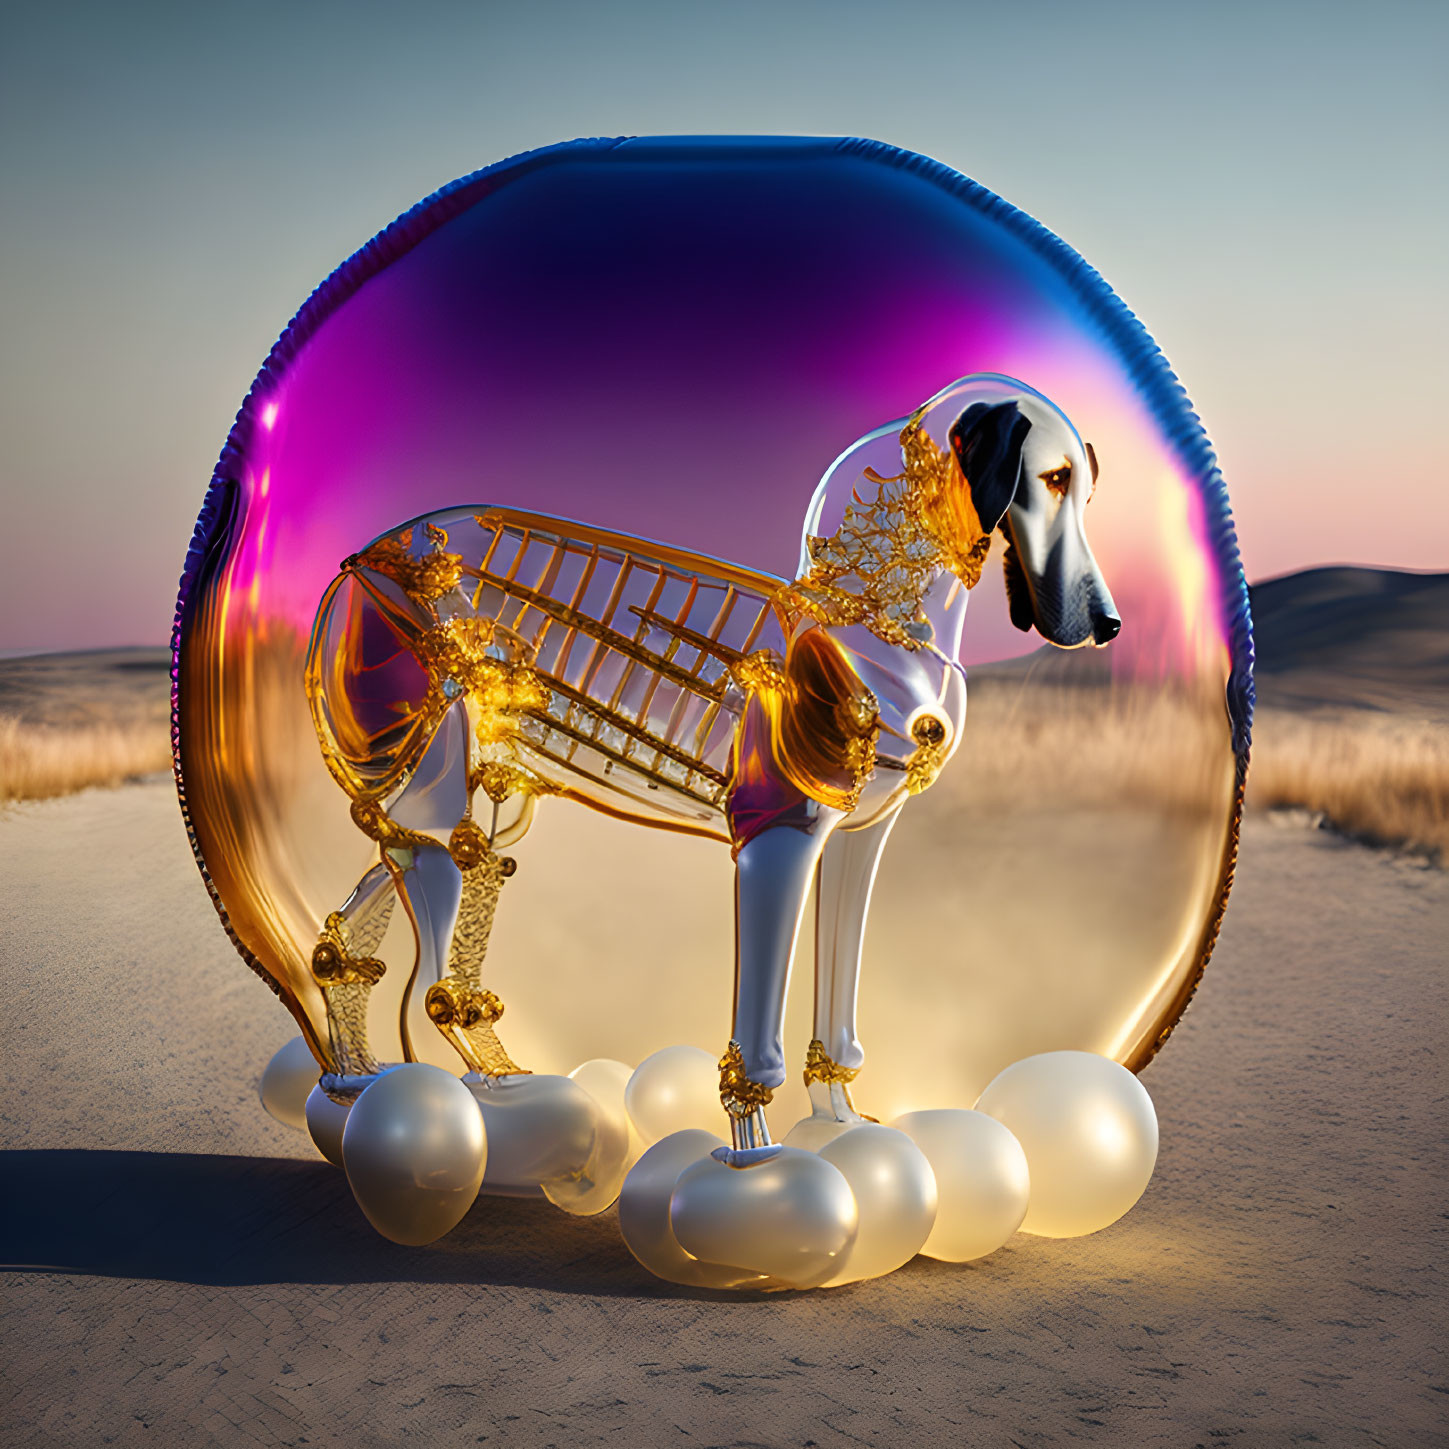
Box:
[472, 759, 552, 804]
[905, 713, 950, 795]
[425, 979, 530, 1077]
[311, 916, 386, 988]
[425, 979, 505, 1030]
[803, 1039, 861, 1088]
[718, 1040, 776, 1119]
[728, 650, 789, 695]
[448, 818, 516, 873]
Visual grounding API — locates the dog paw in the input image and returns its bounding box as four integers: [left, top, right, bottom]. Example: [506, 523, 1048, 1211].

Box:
[618, 1131, 768, 1289]
[466, 1073, 598, 1194]
[669, 1144, 858, 1288]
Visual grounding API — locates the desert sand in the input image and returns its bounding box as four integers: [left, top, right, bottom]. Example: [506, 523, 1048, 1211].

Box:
[1, 772, 1443, 1447]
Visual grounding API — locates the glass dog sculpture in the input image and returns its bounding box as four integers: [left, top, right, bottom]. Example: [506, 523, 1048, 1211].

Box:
[304, 374, 1120, 1168]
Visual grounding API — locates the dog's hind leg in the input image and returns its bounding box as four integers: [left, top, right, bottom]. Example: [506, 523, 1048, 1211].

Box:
[312, 861, 397, 1080]
[723, 816, 841, 1160]
[423, 818, 530, 1078]
[807, 805, 903, 1122]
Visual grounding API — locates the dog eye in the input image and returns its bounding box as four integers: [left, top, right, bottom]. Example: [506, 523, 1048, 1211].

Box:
[1039, 464, 1071, 498]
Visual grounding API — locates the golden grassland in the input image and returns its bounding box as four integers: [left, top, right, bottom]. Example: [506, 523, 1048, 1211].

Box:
[1, 694, 1444, 862]
[1249, 707, 1449, 860]
[0, 715, 172, 803]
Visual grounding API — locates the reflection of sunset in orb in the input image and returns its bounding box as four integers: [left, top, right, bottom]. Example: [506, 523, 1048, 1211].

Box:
[174, 137, 1251, 1121]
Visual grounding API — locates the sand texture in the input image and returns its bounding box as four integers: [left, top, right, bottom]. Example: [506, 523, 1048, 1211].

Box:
[0, 778, 1444, 1447]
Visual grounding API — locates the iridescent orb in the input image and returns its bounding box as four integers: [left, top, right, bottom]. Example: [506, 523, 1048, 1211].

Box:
[175, 138, 1251, 1124]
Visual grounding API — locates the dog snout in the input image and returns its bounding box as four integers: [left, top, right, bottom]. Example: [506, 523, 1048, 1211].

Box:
[1091, 608, 1121, 645]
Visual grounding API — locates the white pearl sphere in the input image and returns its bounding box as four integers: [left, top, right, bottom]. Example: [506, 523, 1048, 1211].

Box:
[304, 1083, 352, 1167]
[892, 1109, 1030, 1261]
[669, 1145, 858, 1289]
[816, 1125, 937, 1286]
[544, 1060, 640, 1216]
[974, 1051, 1158, 1238]
[782, 1113, 854, 1154]
[568, 1057, 635, 1115]
[342, 1063, 486, 1245]
[260, 1035, 319, 1130]
[618, 1130, 765, 1289]
[624, 1045, 723, 1143]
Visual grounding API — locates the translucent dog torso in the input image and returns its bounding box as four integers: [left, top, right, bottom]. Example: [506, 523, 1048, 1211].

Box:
[308, 506, 969, 843]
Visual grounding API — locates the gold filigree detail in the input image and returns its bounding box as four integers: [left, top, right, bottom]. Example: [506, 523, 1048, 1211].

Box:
[412, 617, 550, 748]
[323, 984, 378, 1077]
[802, 1038, 860, 1087]
[776, 422, 992, 651]
[348, 799, 435, 852]
[718, 1040, 775, 1119]
[905, 713, 950, 795]
[729, 649, 789, 695]
[352, 529, 464, 604]
[311, 909, 393, 1077]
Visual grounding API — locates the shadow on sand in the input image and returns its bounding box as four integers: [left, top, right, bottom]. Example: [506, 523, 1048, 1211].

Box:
[0, 1148, 710, 1298]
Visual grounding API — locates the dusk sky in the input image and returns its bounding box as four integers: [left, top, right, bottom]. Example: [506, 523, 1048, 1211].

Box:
[1, 0, 1444, 652]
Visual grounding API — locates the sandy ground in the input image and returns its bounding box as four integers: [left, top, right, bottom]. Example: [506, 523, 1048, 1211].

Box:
[0, 780, 1444, 1447]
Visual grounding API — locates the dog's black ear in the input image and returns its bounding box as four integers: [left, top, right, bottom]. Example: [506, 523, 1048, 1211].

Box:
[948, 400, 1032, 532]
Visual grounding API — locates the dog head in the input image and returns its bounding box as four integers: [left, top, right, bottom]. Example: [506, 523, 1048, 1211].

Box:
[944, 381, 1120, 648]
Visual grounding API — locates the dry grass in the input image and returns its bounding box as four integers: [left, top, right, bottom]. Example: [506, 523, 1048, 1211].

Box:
[960, 681, 1231, 818]
[1249, 707, 1449, 862]
[2, 688, 1444, 864]
[0, 716, 172, 804]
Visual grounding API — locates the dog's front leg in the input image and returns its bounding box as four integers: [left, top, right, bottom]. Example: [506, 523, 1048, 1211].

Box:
[726, 817, 841, 1159]
[808, 804, 903, 1122]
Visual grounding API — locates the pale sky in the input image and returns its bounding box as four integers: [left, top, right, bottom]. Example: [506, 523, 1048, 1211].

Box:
[1, 0, 1444, 650]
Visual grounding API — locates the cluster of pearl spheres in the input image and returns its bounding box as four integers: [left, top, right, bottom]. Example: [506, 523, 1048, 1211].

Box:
[261, 1040, 1158, 1288]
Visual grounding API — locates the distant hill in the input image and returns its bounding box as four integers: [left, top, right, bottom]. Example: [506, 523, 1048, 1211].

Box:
[2, 568, 1445, 730]
[962, 566, 1449, 721]
[0, 648, 171, 731]
[1250, 567, 1449, 718]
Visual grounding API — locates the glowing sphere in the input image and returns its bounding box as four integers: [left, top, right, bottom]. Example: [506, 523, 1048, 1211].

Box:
[893, 1108, 1031, 1261]
[542, 1059, 641, 1215]
[974, 1051, 1158, 1237]
[817, 1125, 938, 1286]
[175, 137, 1252, 1120]
[624, 1045, 724, 1143]
[783, 1114, 856, 1154]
